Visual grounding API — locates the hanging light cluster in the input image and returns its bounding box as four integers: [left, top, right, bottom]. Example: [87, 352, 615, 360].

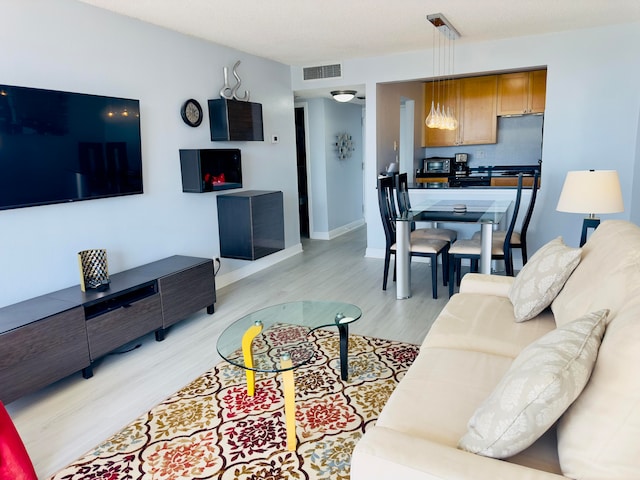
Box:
[425, 13, 460, 131]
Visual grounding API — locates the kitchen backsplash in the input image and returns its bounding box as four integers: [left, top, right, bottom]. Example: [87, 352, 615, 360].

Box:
[420, 114, 544, 169]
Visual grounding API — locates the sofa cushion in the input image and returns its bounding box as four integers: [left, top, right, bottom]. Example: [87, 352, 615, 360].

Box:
[552, 220, 640, 327]
[352, 426, 564, 480]
[424, 293, 556, 359]
[376, 347, 514, 447]
[458, 309, 608, 459]
[557, 299, 640, 479]
[508, 237, 582, 322]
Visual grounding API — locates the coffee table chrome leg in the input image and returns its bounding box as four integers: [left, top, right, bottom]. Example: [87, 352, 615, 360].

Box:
[241, 320, 263, 396]
[337, 323, 349, 381]
[280, 352, 297, 451]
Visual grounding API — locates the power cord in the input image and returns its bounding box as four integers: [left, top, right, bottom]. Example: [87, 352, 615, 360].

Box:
[214, 257, 221, 276]
[108, 343, 142, 355]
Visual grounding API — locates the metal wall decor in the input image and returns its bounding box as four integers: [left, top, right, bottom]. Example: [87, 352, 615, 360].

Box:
[335, 133, 355, 160]
[219, 60, 250, 102]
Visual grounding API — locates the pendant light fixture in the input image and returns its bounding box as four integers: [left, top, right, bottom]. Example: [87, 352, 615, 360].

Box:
[425, 13, 460, 130]
[331, 90, 357, 103]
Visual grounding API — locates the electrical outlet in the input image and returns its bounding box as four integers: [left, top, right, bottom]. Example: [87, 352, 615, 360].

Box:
[477, 150, 486, 159]
[271, 134, 279, 144]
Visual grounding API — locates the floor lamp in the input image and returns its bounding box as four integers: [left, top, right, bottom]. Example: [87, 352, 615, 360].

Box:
[556, 170, 624, 246]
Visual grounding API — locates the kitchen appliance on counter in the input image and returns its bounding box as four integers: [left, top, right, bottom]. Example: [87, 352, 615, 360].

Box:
[421, 157, 453, 176]
[454, 153, 470, 176]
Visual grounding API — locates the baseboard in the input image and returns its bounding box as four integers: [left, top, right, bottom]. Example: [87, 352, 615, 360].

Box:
[311, 219, 365, 240]
[215, 244, 303, 289]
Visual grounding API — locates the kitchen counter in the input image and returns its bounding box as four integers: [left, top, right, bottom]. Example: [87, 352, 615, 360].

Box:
[414, 163, 541, 188]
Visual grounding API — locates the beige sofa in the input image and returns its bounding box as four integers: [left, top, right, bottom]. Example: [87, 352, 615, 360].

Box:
[351, 220, 640, 479]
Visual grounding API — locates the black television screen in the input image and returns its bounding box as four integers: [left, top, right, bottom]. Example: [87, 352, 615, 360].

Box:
[0, 84, 143, 210]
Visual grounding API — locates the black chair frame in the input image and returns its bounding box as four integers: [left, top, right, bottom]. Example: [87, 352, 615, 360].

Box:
[378, 176, 448, 299]
[448, 174, 525, 296]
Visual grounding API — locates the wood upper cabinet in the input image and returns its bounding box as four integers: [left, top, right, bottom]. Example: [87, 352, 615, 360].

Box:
[497, 70, 547, 115]
[458, 75, 498, 145]
[423, 75, 497, 147]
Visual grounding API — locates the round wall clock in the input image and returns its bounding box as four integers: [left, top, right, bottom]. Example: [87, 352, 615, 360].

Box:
[180, 99, 203, 127]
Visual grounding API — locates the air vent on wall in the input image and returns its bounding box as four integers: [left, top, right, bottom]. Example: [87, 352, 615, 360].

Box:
[303, 63, 342, 81]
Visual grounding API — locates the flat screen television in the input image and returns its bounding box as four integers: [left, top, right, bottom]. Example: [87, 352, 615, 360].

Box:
[0, 84, 143, 210]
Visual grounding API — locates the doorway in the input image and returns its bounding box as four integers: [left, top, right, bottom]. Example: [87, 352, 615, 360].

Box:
[295, 107, 310, 237]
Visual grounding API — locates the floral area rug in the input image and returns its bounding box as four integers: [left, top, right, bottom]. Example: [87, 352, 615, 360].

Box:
[49, 326, 419, 480]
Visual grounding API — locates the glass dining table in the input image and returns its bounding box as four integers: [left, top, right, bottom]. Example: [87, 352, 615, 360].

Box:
[395, 199, 512, 299]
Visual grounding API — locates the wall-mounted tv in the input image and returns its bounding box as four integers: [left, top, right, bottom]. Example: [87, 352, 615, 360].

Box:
[0, 84, 143, 211]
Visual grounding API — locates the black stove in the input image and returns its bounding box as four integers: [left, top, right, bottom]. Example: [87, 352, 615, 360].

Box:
[449, 176, 491, 187]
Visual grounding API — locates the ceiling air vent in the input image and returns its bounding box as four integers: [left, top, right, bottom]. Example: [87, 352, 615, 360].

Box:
[303, 63, 342, 81]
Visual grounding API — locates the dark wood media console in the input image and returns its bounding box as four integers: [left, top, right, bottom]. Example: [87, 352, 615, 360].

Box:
[0, 255, 216, 404]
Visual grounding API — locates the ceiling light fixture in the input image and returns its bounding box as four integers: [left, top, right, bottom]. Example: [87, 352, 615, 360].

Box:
[331, 90, 357, 103]
[425, 13, 460, 130]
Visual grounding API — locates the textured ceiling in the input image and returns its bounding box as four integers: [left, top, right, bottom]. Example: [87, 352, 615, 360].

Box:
[76, 0, 640, 66]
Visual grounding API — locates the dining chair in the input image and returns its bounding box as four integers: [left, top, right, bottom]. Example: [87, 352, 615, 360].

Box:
[471, 170, 539, 266]
[394, 172, 458, 243]
[447, 174, 524, 297]
[378, 176, 449, 299]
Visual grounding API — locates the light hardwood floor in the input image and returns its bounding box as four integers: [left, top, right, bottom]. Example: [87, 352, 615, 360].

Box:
[7, 225, 449, 479]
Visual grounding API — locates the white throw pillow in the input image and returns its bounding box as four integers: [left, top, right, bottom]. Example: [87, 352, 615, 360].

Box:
[458, 309, 608, 459]
[509, 237, 582, 322]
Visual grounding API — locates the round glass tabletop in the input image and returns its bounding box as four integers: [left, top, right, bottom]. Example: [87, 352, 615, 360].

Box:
[216, 300, 362, 372]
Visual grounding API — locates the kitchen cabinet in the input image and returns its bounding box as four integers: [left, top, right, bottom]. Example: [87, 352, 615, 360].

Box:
[458, 75, 498, 145]
[497, 70, 547, 115]
[423, 75, 498, 147]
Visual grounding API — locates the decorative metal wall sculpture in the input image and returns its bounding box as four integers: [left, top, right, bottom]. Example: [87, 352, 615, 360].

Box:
[335, 133, 355, 160]
[219, 61, 250, 102]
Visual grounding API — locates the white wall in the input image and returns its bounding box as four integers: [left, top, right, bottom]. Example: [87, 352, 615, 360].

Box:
[305, 98, 364, 239]
[292, 23, 640, 256]
[0, 0, 299, 307]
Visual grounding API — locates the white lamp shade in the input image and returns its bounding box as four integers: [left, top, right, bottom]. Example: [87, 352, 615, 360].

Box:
[556, 170, 624, 215]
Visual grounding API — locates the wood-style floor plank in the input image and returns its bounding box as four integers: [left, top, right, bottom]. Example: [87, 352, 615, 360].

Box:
[7, 226, 448, 478]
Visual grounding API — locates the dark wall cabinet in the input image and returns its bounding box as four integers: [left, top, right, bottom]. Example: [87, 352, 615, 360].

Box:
[0, 255, 216, 404]
[208, 98, 264, 141]
[217, 190, 285, 260]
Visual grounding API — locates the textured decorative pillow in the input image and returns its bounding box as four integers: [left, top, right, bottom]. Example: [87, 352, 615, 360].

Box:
[509, 237, 582, 322]
[458, 309, 608, 459]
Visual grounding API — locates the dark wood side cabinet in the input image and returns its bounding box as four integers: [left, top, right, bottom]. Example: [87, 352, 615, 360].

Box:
[217, 190, 285, 260]
[0, 255, 215, 404]
[208, 98, 264, 141]
[0, 301, 89, 405]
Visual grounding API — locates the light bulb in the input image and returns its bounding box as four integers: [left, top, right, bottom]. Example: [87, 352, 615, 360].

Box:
[426, 101, 437, 128]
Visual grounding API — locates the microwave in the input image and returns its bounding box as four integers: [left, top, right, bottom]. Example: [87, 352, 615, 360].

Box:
[422, 157, 453, 175]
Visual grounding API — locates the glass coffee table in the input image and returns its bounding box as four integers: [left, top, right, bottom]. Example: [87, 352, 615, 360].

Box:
[216, 300, 362, 450]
